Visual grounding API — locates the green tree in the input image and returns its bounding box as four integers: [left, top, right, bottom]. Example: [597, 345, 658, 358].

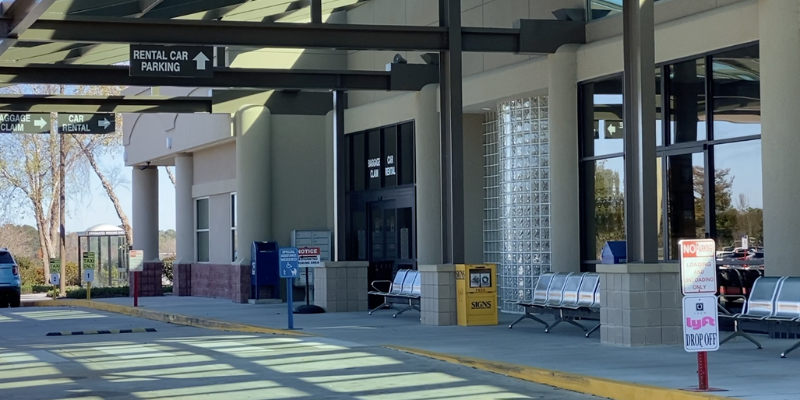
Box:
[593, 161, 625, 258]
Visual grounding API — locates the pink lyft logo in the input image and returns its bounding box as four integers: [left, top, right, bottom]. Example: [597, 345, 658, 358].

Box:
[686, 317, 715, 330]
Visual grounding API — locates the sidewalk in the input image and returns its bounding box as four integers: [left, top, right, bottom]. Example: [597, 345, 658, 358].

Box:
[34, 295, 800, 399]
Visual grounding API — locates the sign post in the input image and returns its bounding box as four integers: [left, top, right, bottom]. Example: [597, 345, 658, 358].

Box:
[129, 250, 144, 307]
[279, 247, 299, 329]
[679, 238, 725, 392]
[48, 258, 60, 299]
[82, 251, 96, 300]
[296, 247, 324, 314]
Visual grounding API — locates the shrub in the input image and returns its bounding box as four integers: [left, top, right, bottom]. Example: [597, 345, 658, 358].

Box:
[65, 262, 80, 287]
[162, 256, 175, 282]
[17, 256, 45, 286]
[66, 286, 129, 299]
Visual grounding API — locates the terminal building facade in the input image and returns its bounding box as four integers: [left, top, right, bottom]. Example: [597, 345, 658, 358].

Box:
[124, 0, 794, 346]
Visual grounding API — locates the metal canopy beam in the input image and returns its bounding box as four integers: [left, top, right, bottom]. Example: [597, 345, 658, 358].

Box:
[19, 16, 585, 53]
[0, 0, 56, 55]
[0, 94, 211, 113]
[0, 63, 439, 91]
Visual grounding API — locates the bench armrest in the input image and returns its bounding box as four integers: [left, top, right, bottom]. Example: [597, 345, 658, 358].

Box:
[370, 280, 392, 293]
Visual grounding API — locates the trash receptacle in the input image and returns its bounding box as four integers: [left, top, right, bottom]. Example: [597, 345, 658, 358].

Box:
[601, 241, 627, 264]
[456, 264, 498, 326]
[251, 241, 280, 300]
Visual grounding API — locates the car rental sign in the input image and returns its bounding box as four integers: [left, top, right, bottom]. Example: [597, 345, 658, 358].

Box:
[679, 238, 717, 295]
[129, 44, 214, 78]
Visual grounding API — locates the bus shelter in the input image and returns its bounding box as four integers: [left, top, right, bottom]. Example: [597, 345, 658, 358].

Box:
[77, 224, 128, 288]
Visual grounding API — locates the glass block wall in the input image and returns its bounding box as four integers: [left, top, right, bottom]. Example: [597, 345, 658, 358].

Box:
[484, 97, 552, 313]
[483, 111, 501, 282]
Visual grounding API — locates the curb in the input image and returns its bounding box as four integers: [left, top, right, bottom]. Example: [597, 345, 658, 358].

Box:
[26, 299, 308, 337]
[386, 346, 738, 400]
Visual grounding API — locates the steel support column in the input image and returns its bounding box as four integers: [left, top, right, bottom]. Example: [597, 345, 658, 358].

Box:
[622, 0, 658, 263]
[311, 0, 322, 23]
[333, 90, 346, 261]
[439, 0, 464, 264]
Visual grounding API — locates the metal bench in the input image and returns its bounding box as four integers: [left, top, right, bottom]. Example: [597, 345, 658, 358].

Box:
[367, 269, 421, 318]
[368, 269, 411, 315]
[720, 276, 784, 352]
[558, 273, 602, 337]
[392, 271, 421, 318]
[509, 272, 601, 338]
[772, 277, 800, 357]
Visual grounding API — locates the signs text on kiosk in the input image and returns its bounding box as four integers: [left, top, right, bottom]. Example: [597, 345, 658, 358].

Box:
[679, 239, 717, 295]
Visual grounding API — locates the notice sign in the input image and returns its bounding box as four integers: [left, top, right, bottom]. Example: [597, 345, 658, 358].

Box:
[679, 239, 717, 295]
[298, 247, 321, 268]
[130, 44, 214, 78]
[683, 295, 720, 352]
[129, 250, 144, 272]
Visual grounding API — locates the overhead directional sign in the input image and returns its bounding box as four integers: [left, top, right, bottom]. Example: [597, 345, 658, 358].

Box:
[129, 44, 214, 78]
[0, 112, 50, 134]
[57, 113, 115, 134]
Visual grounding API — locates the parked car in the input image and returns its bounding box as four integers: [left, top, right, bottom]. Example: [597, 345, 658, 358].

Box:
[0, 248, 21, 308]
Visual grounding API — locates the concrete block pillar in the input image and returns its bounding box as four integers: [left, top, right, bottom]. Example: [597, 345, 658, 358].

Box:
[235, 105, 272, 267]
[759, 0, 800, 276]
[314, 261, 368, 312]
[132, 166, 159, 261]
[174, 154, 193, 296]
[548, 45, 581, 273]
[598, 264, 682, 346]
[420, 264, 457, 326]
[415, 84, 443, 265]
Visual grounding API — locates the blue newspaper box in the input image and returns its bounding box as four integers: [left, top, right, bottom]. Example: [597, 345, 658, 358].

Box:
[251, 241, 280, 300]
[601, 241, 627, 264]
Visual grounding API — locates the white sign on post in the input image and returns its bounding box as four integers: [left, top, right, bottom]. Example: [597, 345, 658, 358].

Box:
[84, 269, 95, 283]
[679, 239, 717, 295]
[50, 273, 60, 286]
[129, 250, 144, 272]
[298, 247, 321, 268]
[682, 295, 720, 352]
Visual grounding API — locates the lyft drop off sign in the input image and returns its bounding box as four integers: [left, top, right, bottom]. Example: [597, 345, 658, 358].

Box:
[683, 295, 720, 352]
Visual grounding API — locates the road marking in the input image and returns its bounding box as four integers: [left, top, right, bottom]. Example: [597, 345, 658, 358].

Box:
[0, 350, 70, 363]
[46, 328, 156, 336]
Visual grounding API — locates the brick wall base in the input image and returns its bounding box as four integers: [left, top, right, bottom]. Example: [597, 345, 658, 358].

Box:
[174, 263, 192, 296]
[190, 264, 250, 303]
[129, 262, 163, 297]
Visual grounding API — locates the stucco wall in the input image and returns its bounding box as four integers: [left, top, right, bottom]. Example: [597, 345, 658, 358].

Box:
[193, 142, 236, 185]
[270, 114, 329, 247]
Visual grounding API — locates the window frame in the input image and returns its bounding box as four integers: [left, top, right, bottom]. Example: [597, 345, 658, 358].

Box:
[231, 192, 237, 262]
[195, 197, 210, 263]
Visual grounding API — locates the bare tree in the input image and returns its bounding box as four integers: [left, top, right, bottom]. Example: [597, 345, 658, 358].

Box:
[165, 166, 176, 186]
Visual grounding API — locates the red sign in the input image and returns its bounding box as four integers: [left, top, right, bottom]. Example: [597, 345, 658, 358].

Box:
[299, 247, 320, 256]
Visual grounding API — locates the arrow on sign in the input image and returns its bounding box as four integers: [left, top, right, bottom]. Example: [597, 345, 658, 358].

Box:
[34, 117, 46, 128]
[98, 118, 111, 129]
[608, 124, 616, 135]
[193, 52, 209, 71]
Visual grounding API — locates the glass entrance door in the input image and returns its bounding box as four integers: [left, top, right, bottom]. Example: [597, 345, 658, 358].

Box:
[366, 198, 415, 308]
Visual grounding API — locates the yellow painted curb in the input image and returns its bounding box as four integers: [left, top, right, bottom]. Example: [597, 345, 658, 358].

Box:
[27, 299, 308, 337]
[386, 346, 739, 400]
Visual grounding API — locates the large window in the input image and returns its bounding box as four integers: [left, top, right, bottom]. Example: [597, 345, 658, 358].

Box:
[196, 198, 209, 263]
[579, 44, 763, 264]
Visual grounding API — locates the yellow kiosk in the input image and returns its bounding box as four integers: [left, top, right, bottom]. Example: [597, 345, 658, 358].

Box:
[455, 264, 498, 326]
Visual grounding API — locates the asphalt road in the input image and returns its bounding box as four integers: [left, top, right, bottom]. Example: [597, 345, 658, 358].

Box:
[0, 306, 599, 400]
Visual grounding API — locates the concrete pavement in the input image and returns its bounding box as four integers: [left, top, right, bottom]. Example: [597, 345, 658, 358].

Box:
[63, 295, 800, 400]
[0, 306, 598, 400]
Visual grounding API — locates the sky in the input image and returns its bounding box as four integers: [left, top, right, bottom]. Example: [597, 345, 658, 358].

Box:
[16, 152, 177, 233]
